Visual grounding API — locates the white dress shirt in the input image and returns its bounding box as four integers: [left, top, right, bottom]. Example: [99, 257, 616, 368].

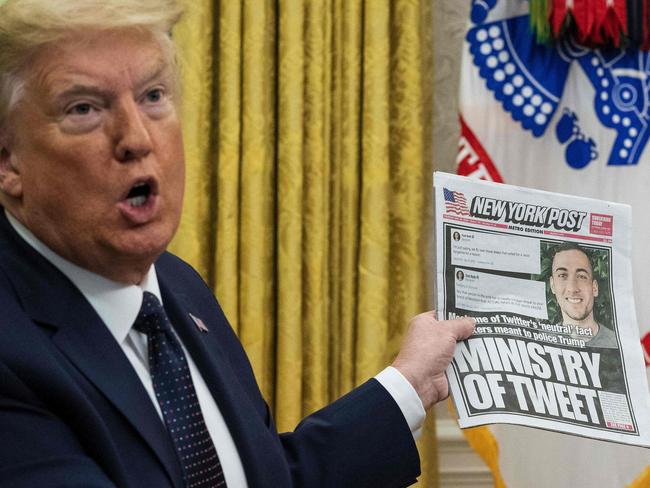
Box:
[7, 210, 425, 487]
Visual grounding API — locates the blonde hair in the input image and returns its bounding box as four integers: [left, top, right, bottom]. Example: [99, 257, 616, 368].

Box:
[0, 0, 184, 129]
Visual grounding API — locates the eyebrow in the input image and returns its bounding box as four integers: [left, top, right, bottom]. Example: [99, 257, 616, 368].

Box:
[133, 61, 173, 93]
[55, 84, 110, 102]
[552, 266, 592, 275]
[52, 60, 172, 104]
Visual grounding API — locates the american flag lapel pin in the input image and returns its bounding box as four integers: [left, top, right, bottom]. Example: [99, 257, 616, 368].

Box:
[189, 313, 209, 333]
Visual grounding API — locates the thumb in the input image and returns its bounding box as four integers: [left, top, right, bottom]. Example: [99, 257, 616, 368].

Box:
[439, 314, 475, 341]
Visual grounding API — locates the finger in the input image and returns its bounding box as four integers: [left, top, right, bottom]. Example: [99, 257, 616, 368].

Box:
[446, 316, 476, 340]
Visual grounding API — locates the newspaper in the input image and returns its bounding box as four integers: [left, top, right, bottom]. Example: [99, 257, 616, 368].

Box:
[434, 172, 650, 447]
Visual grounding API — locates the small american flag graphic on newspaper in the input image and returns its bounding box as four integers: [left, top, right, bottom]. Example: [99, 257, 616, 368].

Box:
[443, 188, 469, 216]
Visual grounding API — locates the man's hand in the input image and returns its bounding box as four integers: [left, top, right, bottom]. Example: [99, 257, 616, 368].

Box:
[392, 311, 475, 410]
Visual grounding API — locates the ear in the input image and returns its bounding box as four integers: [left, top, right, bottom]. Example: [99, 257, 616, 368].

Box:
[592, 279, 599, 298]
[549, 276, 555, 294]
[0, 133, 22, 199]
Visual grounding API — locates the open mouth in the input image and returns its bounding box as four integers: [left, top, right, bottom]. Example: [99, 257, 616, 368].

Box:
[118, 178, 160, 224]
[125, 181, 154, 207]
[566, 297, 582, 304]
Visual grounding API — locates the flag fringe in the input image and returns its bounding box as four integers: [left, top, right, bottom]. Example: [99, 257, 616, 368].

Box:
[529, 0, 649, 50]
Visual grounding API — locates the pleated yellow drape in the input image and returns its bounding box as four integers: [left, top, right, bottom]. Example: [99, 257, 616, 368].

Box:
[171, 0, 438, 485]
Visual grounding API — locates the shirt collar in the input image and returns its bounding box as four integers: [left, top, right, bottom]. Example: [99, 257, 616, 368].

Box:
[5, 210, 161, 345]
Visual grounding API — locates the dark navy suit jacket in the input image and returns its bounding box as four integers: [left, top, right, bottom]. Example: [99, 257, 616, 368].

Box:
[0, 212, 420, 487]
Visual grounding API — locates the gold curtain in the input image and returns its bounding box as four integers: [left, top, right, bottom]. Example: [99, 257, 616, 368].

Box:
[171, 0, 438, 485]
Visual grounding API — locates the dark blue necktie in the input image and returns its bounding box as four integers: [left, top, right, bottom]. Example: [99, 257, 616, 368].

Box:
[134, 292, 227, 487]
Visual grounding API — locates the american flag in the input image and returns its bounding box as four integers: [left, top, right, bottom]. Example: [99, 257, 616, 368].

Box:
[443, 188, 469, 215]
[189, 313, 209, 333]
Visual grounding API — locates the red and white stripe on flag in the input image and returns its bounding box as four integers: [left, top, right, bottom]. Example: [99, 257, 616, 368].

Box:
[443, 188, 471, 215]
[456, 1, 650, 486]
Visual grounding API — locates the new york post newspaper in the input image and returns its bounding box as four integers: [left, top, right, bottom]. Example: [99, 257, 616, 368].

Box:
[435, 172, 650, 447]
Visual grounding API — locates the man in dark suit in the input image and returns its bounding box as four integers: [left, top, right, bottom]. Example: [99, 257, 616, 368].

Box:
[0, 0, 474, 486]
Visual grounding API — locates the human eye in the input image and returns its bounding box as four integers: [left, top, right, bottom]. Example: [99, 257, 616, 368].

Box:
[144, 88, 163, 103]
[141, 86, 170, 106]
[61, 101, 102, 133]
[66, 102, 98, 117]
[140, 86, 172, 118]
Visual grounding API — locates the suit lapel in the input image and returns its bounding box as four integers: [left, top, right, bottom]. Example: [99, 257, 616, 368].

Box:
[159, 282, 287, 487]
[50, 304, 184, 487]
[0, 215, 184, 487]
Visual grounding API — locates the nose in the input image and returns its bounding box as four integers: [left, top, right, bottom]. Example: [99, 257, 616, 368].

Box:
[113, 99, 152, 162]
[566, 276, 580, 293]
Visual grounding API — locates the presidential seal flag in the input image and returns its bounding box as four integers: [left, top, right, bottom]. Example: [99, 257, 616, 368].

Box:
[456, 1, 650, 486]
